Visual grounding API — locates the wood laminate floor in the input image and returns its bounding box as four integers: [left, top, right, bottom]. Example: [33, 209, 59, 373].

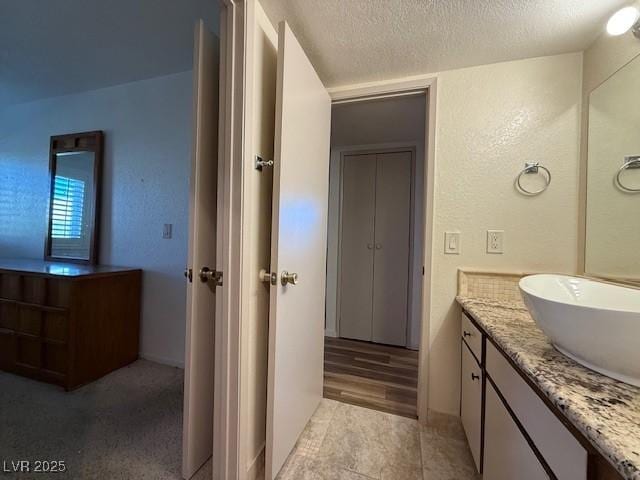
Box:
[323, 337, 419, 418]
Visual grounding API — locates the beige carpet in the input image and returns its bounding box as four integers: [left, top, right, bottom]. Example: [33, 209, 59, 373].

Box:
[0, 359, 210, 480]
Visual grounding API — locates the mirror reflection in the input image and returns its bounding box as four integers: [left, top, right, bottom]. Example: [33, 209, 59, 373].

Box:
[586, 53, 640, 282]
[49, 151, 97, 261]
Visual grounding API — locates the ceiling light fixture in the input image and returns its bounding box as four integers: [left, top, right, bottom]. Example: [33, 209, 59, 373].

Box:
[606, 6, 640, 37]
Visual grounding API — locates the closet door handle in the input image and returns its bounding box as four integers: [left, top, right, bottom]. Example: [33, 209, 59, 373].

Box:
[367, 243, 373, 250]
[375, 244, 382, 250]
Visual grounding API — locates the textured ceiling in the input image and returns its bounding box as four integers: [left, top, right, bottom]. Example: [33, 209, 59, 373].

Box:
[0, 0, 218, 109]
[259, 0, 628, 88]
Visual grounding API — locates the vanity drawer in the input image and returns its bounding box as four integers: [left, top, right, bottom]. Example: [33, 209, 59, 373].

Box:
[487, 342, 588, 480]
[461, 312, 482, 363]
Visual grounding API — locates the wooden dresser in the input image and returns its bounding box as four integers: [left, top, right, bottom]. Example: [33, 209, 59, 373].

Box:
[0, 259, 141, 390]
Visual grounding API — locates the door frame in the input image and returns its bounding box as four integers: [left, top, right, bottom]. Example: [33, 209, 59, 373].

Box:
[214, 1, 246, 479]
[215, 1, 280, 479]
[331, 145, 418, 348]
[328, 78, 437, 423]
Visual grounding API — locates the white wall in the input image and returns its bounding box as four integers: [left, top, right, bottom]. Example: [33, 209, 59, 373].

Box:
[330, 95, 426, 146]
[0, 71, 193, 367]
[429, 53, 582, 414]
[327, 95, 426, 349]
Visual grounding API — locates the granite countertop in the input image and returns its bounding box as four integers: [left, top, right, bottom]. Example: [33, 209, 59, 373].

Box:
[457, 296, 640, 480]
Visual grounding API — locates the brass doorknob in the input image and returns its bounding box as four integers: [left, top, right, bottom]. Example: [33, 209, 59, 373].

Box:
[280, 271, 298, 286]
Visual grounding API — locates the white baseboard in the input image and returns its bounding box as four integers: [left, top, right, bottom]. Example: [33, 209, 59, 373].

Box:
[140, 352, 185, 369]
[247, 445, 265, 480]
[323, 332, 418, 351]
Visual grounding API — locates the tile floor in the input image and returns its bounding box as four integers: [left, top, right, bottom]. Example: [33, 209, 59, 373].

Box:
[276, 399, 479, 480]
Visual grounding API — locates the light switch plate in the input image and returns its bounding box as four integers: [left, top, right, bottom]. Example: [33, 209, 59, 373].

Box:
[444, 231, 461, 254]
[163, 223, 173, 239]
[487, 230, 504, 254]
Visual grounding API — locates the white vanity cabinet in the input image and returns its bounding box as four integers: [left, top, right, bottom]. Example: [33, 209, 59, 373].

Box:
[459, 311, 612, 480]
[484, 380, 548, 479]
[486, 342, 588, 480]
[461, 341, 482, 470]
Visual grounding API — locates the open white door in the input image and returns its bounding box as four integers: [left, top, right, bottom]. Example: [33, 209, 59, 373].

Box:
[182, 19, 219, 480]
[265, 22, 332, 480]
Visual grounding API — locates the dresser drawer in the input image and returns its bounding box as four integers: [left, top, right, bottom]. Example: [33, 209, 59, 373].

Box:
[461, 312, 482, 363]
[487, 342, 588, 480]
[0, 301, 17, 330]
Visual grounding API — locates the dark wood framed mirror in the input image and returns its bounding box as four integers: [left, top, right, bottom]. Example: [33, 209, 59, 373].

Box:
[44, 131, 103, 264]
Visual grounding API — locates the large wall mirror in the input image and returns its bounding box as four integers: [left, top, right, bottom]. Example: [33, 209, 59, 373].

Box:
[44, 131, 103, 264]
[586, 55, 640, 282]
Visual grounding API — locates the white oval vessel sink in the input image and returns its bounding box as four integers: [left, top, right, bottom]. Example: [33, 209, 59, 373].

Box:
[519, 274, 640, 387]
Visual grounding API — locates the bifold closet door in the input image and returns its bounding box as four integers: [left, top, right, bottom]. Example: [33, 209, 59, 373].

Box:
[372, 152, 411, 346]
[339, 154, 376, 342]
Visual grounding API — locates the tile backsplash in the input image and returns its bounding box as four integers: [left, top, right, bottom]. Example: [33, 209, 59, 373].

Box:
[458, 269, 527, 304]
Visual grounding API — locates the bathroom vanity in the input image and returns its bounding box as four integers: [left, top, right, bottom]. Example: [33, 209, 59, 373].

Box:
[0, 259, 141, 390]
[457, 297, 639, 480]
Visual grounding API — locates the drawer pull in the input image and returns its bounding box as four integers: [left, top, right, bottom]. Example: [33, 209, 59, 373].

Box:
[471, 373, 480, 381]
[463, 330, 473, 337]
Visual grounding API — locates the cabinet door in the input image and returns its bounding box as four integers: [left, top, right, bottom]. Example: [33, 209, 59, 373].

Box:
[372, 152, 411, 346]
[484, 381, 549, 480]
[487, 343, 587, 480]
[339, 154, 376, 342]
[461, 342, 482, 472]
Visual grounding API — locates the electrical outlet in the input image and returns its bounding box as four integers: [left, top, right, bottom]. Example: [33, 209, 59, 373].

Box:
[163, 223, 173, 239]
[444, 231, 460, 254]
[487, 230, 504, 254]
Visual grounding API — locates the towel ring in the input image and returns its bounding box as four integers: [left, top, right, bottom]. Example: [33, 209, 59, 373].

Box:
[615, 157, 640, 193]
[516, 162, 551, 196]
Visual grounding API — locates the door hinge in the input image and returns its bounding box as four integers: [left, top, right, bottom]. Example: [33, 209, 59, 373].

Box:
[184, 267, 193, 283]
[259, 269, 277, 286]
[255, 155, 274, 171]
